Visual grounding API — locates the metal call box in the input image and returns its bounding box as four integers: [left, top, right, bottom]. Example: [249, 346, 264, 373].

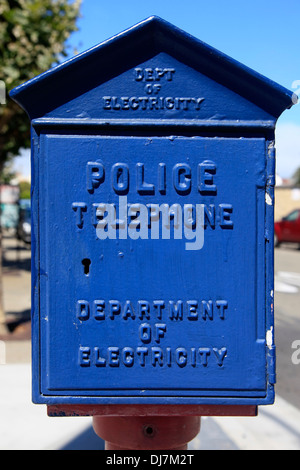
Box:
[10, 17, 295, 406]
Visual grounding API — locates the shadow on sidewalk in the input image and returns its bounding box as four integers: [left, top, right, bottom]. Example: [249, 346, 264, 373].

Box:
[60, 426, 105, 450]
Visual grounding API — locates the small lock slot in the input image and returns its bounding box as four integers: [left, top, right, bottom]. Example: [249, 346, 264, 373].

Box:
[82, 258, 91, 276]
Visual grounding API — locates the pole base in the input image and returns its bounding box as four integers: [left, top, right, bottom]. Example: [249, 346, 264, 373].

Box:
[93, 415, 201, 450]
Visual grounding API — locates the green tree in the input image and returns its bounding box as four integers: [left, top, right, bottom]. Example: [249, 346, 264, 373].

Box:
[0, 0, 81, 334]
[19, 180, 31, 199]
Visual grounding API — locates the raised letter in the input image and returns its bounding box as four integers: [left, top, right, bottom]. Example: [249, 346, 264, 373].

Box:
[122, 300, 135, 320]
[153, 300, 165, 320]
[216, 300, 228, 319]
[136, 163, 155, 195]
[198, 348, 210, 366]
[213, 347, 227, 366]
[187, 300, 198, 320]
[77, 300, 89, 321]
[87, 162, 105, 193]
[154, 324, 167, 343]
[94, 347, 106, 367]
[169, 301, 183, 320]
[137, 347, 148, 366]
[72, 203, 87, 229]
[112, 163, 129, 195]
[135, 68, 144, 81]
[173, 163, 191, 195]
[122, 347, 134, 367]
[79, 347, 90, 367]
[138, 301, 150, 320]
[109, 300, 121, 319]
[158, 163, 166, 194]
[108, 347, 119, 367]
[176, 348, 187, 367]
[201, 300, 213, 320]
[151, 347, 163, 366]
[94, 300, 105, 320]
[139, 323, 151, 343]
[198, 160, 217, 194]
[219, 204, 233, 229]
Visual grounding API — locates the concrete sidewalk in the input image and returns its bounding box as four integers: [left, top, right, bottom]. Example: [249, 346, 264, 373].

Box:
[0, 362, 300, 450]
[0, 363, 103, 450]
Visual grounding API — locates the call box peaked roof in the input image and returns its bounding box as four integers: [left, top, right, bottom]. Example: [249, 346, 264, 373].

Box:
[10, 16, 295, 122]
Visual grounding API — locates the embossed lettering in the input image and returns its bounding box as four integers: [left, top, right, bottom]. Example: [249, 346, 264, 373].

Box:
[176, 348, 187, 367]
[155, 324, 167, 343]
[102, 96, 205, 111]
[136, 163, 155, 195]
[213, 347, 228, 366]
[187, 300, 198, 320]
[122, 300, 136, 320]
[79, 347, 90, 367]
[94, 347, 106, 367]
[151, 347, 163, 366]
[173, 163, 191, 195]
[153, 300, 165, 319]
[122, 347, 134, 367]
[198, 348, 210, 367]
[76, 299, 229, 322]
[158, 163, 166, 194]
[134, 67, 176, 82]
[94, 300, 105, 320]
[87, 162, 105, 192]
[139, 323, 151, 343]
[198, 160, 217, 194]
[111, 163, 129, 195]
[109, 300, 121, 319]
[136, 347, 148, 366]
[83, 161, 221, 196]
[169, 300, 183, 320]
[79, 346, 228, 368]
[219, 204, 234, 228]
[138, 300, 150, 319]
[77, 300, 89, 320]
[108, 347, 119, 367]
[72, 202, 87, 228]
[103, 66, 207, 112]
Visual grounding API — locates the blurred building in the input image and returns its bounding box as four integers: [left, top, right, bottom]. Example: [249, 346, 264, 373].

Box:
[0, 184, 20, 229]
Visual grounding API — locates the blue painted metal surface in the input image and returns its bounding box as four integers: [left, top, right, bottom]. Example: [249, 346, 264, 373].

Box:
[10, 17, 295, 406]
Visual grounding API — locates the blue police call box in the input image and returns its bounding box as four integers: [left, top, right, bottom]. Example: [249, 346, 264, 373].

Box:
[11, 17, 295, 407]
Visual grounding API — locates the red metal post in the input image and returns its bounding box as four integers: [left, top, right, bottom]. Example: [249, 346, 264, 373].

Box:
[93, 415, 201, 450]
[48, 404, 257, 450]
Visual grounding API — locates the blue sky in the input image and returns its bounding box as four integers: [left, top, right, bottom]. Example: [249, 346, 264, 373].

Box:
[14, 0, 300, 178]
[69, 0, 299, 103]
[67, 0, 300, 178]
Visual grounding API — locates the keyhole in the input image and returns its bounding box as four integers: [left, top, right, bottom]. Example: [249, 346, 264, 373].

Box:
[82, 258, 91, 276]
